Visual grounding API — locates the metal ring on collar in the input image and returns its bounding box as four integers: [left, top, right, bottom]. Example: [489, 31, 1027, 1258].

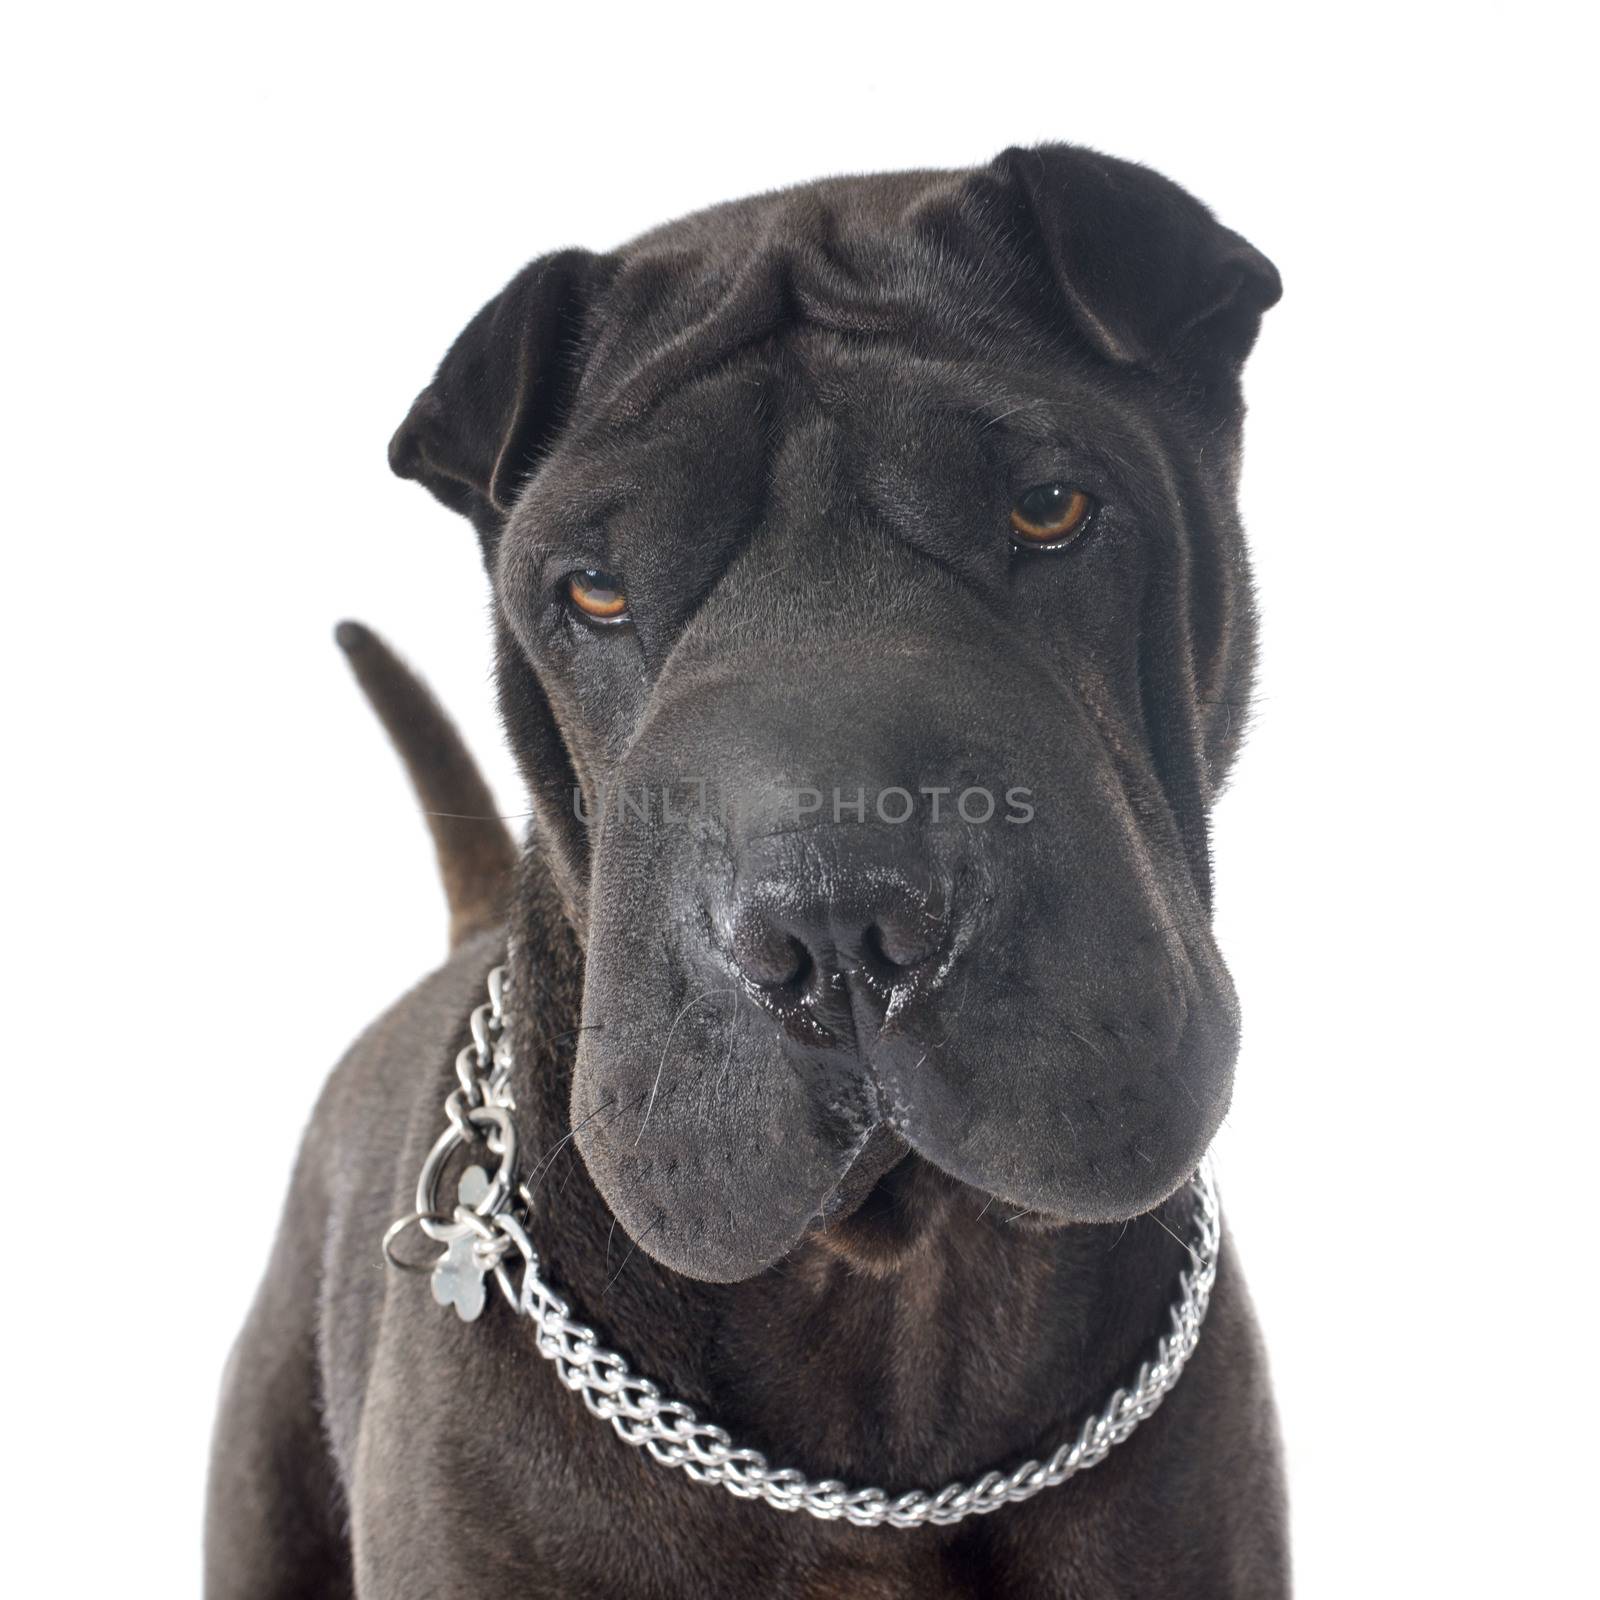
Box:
[414, 1103, 515, 1239]
[380, 1212, 434, 1274]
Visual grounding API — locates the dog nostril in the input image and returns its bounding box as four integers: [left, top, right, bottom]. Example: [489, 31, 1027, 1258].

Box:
[728, 869, 952, 1008]
[776, 938, 813, 991]
[864, 876, 948, 975]
[862, 916, 938, 974]
[734, 925, 812, 992]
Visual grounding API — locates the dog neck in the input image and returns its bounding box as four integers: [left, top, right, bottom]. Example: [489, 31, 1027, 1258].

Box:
[504, 851, 1196, 1491]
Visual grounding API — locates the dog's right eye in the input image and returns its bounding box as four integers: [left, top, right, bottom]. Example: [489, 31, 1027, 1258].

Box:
[1010, 483, 1096, 547]
[566, 569, 630, 625]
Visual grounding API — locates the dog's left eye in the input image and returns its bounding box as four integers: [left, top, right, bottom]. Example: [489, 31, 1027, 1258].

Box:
[566, 569, 630, 624]
[1010, 483, 1096, 547]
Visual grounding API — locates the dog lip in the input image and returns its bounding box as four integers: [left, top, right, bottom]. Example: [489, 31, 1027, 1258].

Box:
[814, 1124, 910, 1227]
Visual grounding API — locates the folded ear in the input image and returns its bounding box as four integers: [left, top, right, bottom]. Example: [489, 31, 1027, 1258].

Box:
[390, 249, 607, 932]
[992, 144, 1281, 386]
[389, 247, 604, 526]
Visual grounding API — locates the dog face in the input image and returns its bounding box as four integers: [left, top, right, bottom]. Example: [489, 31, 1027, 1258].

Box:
[392, 146, 1279, 1282]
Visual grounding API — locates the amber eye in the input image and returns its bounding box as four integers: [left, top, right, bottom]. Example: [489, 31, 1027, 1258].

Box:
[565, 569, 629, 624]
[1010, 483, 1096, 547]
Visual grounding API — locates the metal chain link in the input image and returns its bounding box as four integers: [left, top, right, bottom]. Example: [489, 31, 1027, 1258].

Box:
[385, 965, 1222, 1529]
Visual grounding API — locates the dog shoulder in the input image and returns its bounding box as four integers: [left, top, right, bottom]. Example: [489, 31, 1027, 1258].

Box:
[304, 931, 509, 1467]
[313, 926, 506, 1156]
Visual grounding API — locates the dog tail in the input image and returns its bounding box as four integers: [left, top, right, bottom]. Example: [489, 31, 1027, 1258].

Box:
[335, 620, 517, 951]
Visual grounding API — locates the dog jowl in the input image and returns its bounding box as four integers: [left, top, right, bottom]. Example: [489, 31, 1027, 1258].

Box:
[392, 144, 1280, 1285]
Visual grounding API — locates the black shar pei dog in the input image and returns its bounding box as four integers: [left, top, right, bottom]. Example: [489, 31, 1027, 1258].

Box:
[207, 142, 1287, 1598]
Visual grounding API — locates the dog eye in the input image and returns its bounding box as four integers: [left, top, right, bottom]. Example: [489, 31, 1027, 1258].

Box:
[566, 569, 630, 624]
[1010, 483, 1096, 547]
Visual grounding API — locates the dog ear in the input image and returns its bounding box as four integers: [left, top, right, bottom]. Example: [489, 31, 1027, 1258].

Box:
[390, 250, 607, 935]
[389, 248, 603, 525]
[992, 144, 1281, 386]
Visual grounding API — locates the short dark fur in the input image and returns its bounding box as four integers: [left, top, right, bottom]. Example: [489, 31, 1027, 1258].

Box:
[208, 144, 1288, 1596]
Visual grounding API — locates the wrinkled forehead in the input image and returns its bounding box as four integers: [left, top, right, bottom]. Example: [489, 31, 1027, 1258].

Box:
[572, 174, 1043, 425]
[533, 322, 1178, 555]
[514, 179, 1195, 568]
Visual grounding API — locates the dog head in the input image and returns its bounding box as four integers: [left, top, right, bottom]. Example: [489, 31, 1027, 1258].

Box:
[392, 144, 1279, 1282]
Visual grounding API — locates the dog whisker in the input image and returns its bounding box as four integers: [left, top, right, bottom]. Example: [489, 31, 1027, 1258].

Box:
[603, 1213, 663, 1297]
[1163, 1068, 1202, 1112]
[980, 400, 1046, 431]
[635, 987, 739, 1146]
[525, 1094, 616, 1193]
[546, 1023, 605, 1049]
[526, 1088, 646, 1203]
[420, 808, 538, 821]
[807, 1123, 881, 1224]
[557, 1149, 581, 1199]
[927, 977, 972, 1049]
[1146, 1205, 1201, 1266]
[1062, 1024, 1108, 1065]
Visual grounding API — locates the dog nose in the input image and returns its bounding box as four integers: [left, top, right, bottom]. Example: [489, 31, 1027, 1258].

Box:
[729, 866, 950, 1001]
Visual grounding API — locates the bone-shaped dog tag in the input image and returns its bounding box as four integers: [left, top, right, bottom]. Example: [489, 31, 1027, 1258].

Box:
[430, 1165, 492, 1323]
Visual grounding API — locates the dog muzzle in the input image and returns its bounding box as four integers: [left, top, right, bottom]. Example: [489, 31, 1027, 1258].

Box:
[382, 963, 1222, 1530]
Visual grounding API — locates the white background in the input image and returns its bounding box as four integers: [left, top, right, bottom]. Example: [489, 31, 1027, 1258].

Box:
[6, 4, 1596, 1593]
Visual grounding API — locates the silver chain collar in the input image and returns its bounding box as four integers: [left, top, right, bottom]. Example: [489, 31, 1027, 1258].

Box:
[383, 965, 1222, 1529]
